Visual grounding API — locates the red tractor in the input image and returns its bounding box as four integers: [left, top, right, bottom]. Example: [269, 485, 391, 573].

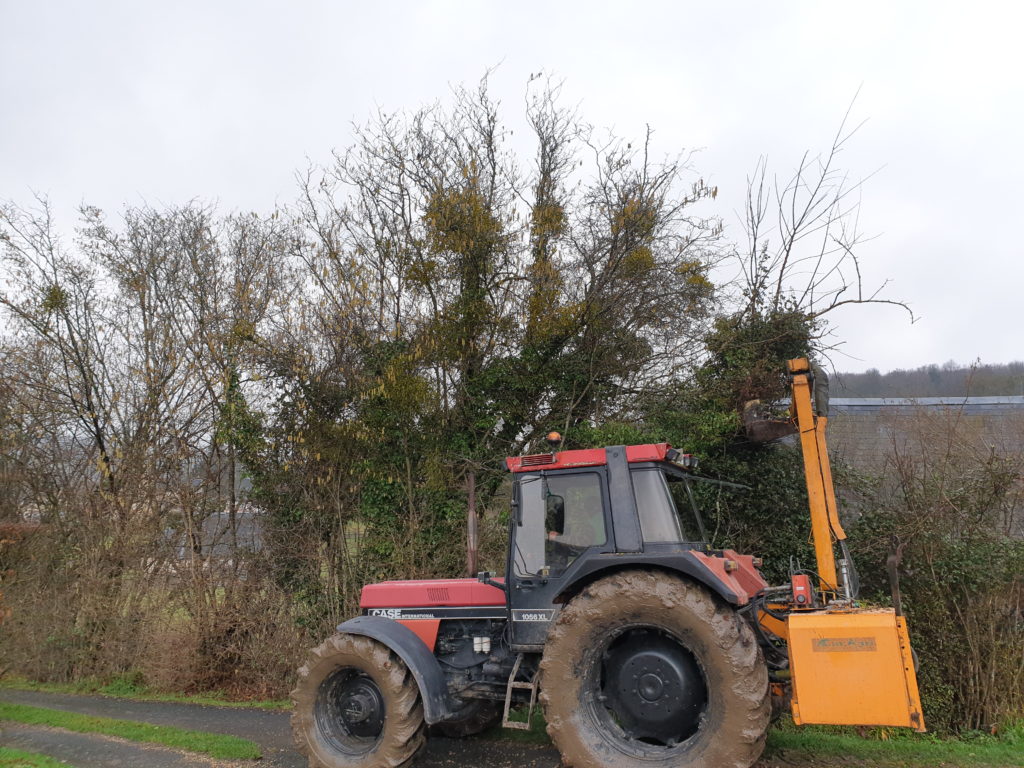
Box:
[291, 359, 924, 768]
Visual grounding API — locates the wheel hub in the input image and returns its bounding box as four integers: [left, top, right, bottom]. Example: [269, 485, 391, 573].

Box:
[638, 673, 664, 702]
[315, 668, 386, 753]
[338, 682, 385, 735]
[600, 628, 707, 745]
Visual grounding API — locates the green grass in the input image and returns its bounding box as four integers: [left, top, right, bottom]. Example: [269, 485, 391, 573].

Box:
[480, 704, 549, 743]
[486, 708, 1023, 766]
[766, 723, 1024, 766]
[0, 747, 72, 767]
[0, 701, 261, 761]
[0, 676, 289, 710]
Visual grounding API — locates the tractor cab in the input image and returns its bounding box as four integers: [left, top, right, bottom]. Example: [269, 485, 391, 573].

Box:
[502, 441, 765, 648]
[507, 442, 706, 567]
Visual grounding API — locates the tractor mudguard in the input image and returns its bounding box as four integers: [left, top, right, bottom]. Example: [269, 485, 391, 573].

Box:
[552, 548, 765, 607]
[336, 615, 457, 724]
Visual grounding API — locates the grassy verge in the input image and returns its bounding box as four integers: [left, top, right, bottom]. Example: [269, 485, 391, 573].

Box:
[0, 676, 289, 710]
[0, 747, 72, 767]
[766, 723, 1024, 767]
[487, 708, 1023, 766]
[0, 701, 261, 760]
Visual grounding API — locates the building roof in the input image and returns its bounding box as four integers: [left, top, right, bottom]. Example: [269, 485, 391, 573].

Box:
[831, 396, 1024, 413]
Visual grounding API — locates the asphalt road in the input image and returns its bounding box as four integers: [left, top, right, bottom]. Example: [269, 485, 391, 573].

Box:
[0, 689, 561, 768]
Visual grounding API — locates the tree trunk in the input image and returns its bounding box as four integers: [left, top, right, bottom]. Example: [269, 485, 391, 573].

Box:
[466, 471, 478, 576]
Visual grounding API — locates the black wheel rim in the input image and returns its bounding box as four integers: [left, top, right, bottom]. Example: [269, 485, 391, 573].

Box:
[315, 666, 386, 755]
[587, 624, 709, 752]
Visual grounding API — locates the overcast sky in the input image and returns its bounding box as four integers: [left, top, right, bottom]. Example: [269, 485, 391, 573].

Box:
[2, 1, 1021, 373]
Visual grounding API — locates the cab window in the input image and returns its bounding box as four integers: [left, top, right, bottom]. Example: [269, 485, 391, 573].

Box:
[632, 468, 702, 543]
[632, 468, 684, 542]
[514, 472, 605, 577]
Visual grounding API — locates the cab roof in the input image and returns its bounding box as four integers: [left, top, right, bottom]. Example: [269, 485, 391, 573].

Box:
[505, 443, 672, 473]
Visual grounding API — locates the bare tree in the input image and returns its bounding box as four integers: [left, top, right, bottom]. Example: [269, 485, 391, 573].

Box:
[737, 101, 913, 347]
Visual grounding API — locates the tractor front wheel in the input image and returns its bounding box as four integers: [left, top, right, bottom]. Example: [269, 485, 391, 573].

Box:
[539, 570, 770, 768]
[291, 633, 425, 768]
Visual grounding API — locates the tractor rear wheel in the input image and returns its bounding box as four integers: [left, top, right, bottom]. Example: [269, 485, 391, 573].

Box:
[539, 570, 769, 768]
[291, 633, 425, 768]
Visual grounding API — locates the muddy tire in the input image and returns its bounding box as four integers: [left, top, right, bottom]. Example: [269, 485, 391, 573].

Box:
[539, 570, 770, 768]
[431, 699, 502, 738]
[291, 633, 425, 768]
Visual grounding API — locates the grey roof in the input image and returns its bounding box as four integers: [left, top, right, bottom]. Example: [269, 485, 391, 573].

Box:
[831, 397, 1024, 415]
[827, 397, 1024, 409]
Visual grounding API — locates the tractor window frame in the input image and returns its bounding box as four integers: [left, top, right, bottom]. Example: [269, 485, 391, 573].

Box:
[510, 467, 612, 580]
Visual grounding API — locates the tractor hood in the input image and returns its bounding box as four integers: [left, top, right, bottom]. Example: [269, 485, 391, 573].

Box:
[361, 578, 506, 611]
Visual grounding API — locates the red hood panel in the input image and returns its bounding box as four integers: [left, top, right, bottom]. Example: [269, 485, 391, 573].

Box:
[360, 578, 506, 609]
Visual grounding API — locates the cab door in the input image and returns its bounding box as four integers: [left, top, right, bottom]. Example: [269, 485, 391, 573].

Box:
[507, 468, 611, 649]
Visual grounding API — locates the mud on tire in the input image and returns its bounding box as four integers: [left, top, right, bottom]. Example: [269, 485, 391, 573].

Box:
[539, 570, 770, 768]
[291, 633, 425, 768]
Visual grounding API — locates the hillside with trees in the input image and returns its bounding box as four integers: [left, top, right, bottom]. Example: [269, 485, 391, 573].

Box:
[835, 361, 1024, 397]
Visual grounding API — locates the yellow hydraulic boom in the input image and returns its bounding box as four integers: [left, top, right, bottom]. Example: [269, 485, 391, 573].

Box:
[753, 357, 926, 732]
[787, 357, 847, 593]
